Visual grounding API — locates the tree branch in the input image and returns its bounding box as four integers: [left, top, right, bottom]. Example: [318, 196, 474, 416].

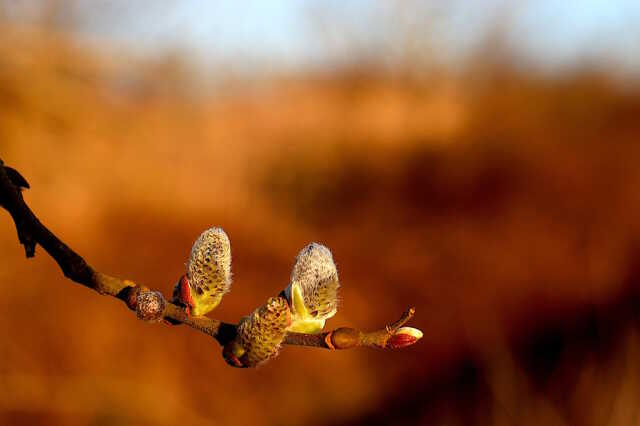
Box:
[0, 158, 420, 357]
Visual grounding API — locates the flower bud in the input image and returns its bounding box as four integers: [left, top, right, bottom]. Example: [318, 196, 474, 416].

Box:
[284, 243, 340, 333]
[386, 327, 423, 349]
[224, 296, 291, 368]
[172, 227, 232, 316]
[136, 291, 166, 323]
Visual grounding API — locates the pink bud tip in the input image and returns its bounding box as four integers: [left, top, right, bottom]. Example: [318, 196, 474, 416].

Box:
[386, 327, 423, 349]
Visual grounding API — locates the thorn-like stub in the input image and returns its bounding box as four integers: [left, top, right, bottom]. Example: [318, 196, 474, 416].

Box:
[4, 166, 30, 190]
[136, 291, 166, 322]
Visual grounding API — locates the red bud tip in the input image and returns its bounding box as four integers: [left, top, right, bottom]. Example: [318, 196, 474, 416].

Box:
[178, 275, 194, 307]
[386, 327, 423, 349]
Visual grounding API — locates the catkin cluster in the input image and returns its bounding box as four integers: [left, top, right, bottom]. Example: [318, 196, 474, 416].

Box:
[176, 227, 340, 367]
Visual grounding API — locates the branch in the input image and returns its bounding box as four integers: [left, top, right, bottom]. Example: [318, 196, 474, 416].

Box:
[282, 308, 420, 349]
[0, 159, 420, 359]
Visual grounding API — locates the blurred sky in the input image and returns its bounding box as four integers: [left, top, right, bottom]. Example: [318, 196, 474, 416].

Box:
[3, 0, 640, 75]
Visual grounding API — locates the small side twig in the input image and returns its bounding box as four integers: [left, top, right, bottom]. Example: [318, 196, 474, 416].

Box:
[283, 307, 419, 349]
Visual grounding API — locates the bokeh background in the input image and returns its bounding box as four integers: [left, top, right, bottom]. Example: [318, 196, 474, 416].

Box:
[1, 1, 640, 425]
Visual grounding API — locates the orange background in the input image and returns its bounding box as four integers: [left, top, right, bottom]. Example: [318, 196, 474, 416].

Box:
[1, 13, 640, 426]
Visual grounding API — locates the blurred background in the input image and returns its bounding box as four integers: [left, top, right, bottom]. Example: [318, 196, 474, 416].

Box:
[1, 1, 640, 425]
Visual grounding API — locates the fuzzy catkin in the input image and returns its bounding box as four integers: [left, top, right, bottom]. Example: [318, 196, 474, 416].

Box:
[236, 296, 291, 367]
[290, 242, 339, 318]
[183, 227, 232, 315]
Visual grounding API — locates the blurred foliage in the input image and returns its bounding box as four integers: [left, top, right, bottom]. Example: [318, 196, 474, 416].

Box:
[1, 15, 640, 426]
